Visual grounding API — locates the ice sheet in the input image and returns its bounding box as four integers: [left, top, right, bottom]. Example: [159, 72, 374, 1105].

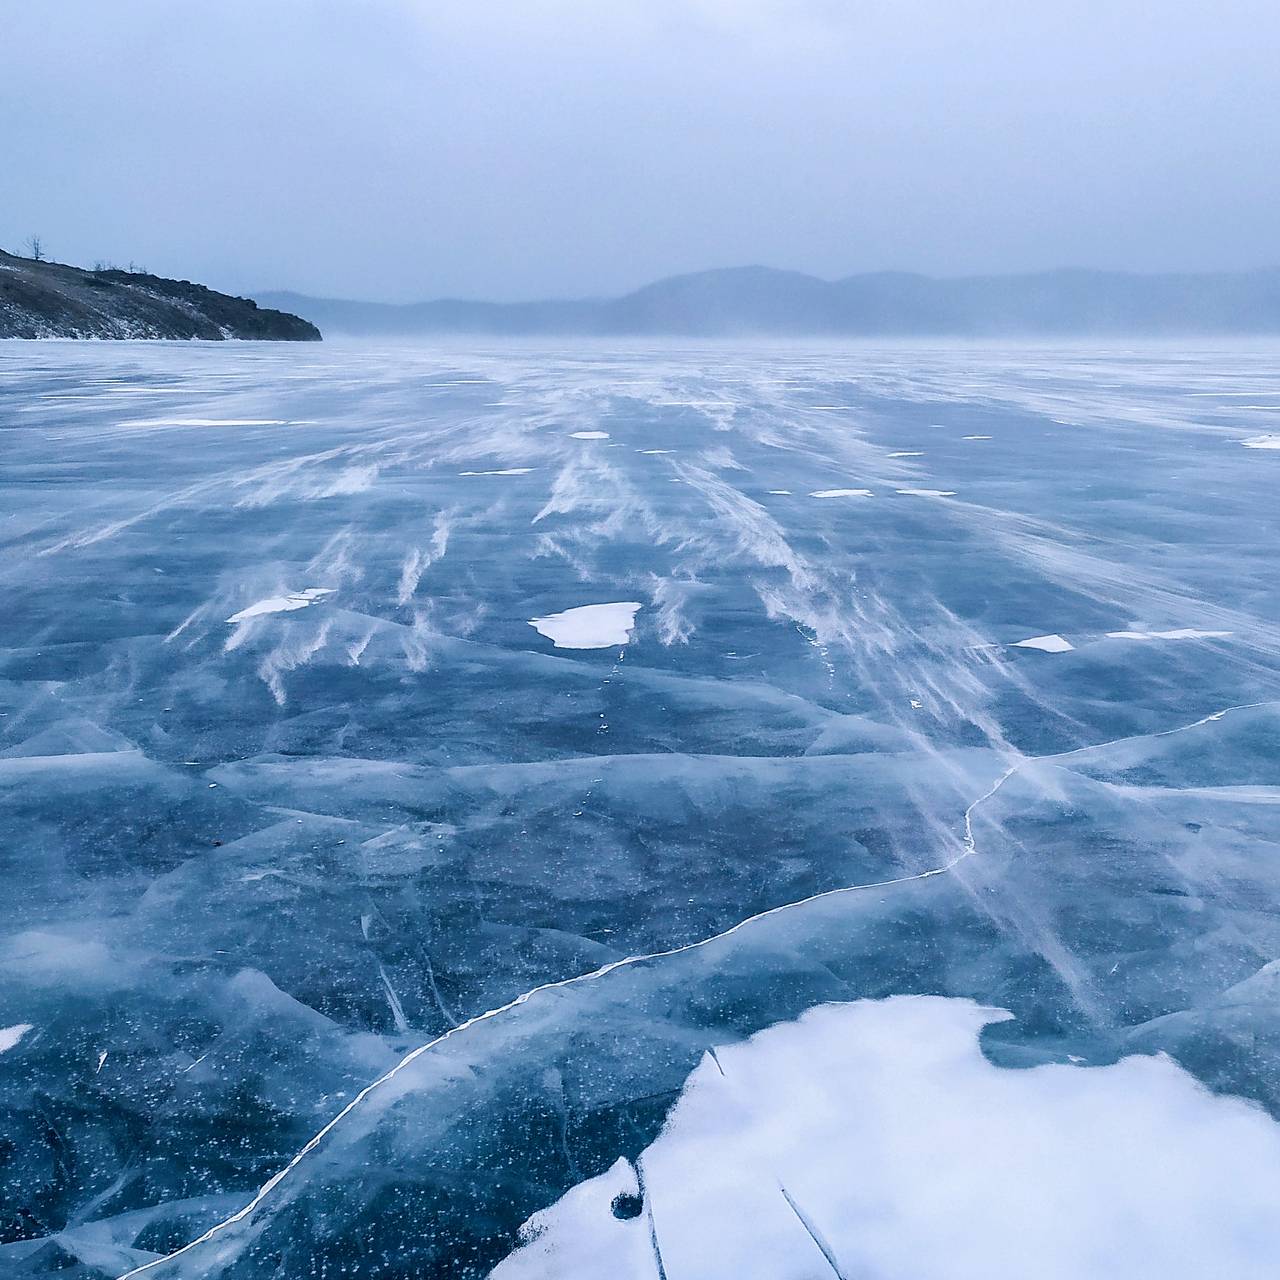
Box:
[4, 339, 1280, 1280]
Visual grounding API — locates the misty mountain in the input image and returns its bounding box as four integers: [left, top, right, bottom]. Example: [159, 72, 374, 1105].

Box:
[0, 250, 321, 340]
[260, 265, 1280, 338]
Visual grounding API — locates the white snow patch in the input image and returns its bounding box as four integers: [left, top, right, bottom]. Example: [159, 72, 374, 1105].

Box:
[0, 1024, 33, 1054]
[569, 431, 610, 440]
[767, 489, 792, 495]
[896, 487, 956, 497]
[1242, 435, 1280, 450]
[1107, 629, 1233, 641]
[962, 434, 993, 440]
[458, 468, 534, 476]
[809, 488, 873, 499]
[887, 450, 924, 457]
[529, 602, 642, 649]
[225, 588, 335, 625]
[639, 449, 673, 454]
[1013, 633, 1074, 653]
[494, 996, 1280, 1280]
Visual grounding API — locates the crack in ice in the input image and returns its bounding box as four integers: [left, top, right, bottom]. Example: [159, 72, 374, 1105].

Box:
[117, 697, 1277, 1280]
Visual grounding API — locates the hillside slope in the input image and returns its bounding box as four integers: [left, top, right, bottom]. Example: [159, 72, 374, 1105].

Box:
[0, 251, 321, 340]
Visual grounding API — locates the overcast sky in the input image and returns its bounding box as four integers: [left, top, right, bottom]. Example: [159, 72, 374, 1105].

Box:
[3, 1, 1278, 302]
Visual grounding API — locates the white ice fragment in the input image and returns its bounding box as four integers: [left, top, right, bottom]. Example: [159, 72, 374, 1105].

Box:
[225, 588, 336, 624]
[896, 487, 956, 497]
[809, 488, 873, 498]
[887, 450, 924, 457]
[529, 602, 642, 649]
[569, 431, 610, 439]
[494, 996, 1280, 1280]
[1241, 436, 1280, 449]
[1013, 633, 1074, 652]
[0, 1024, 33, 1054]
[963, 434, 993, 440]
[767, 489, 792, 495]
[639, 449, 673, 454]
[458, 468, 535, 476]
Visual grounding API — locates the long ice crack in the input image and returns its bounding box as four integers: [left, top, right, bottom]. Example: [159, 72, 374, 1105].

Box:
[119, 697, 1277, 1280]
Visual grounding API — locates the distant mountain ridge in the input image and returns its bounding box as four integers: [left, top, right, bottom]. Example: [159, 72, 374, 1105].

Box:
[261, 265, 1280, 337]
[0, 250, 321, 340]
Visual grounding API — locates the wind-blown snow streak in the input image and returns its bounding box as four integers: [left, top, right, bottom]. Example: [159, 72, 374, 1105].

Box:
[116, 698, 1276, 1279]
[395, 510, 453, 605]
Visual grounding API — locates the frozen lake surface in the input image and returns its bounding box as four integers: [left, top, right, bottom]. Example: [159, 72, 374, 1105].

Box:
[3, 340, 1280, 1278]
